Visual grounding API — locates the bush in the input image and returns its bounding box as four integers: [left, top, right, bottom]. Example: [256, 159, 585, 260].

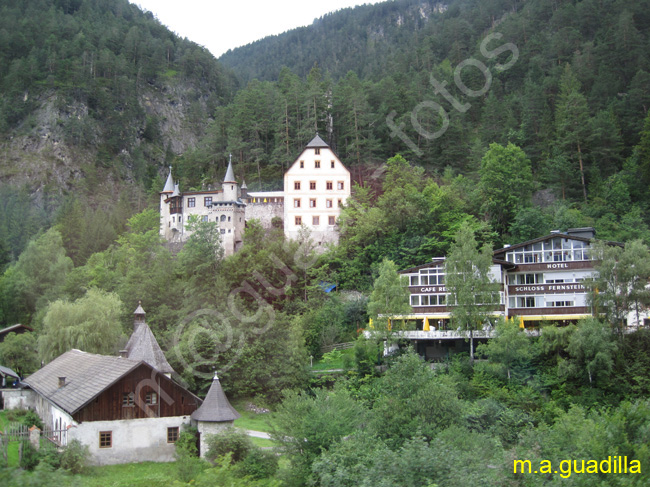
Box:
[19, 441, 41, 471]
[237, 447, 278, 480]
[60, 439, 89, 474]
[205, 428, 253, 464]
[176, 427, 199, 457]
[38, 443, 62, 470]
[6, 409, 44, 430]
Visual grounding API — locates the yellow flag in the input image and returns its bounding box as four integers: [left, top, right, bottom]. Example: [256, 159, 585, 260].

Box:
[369, 317, 374, 329]
[519, 316, 525, 329]
[423, 317, 430, 331]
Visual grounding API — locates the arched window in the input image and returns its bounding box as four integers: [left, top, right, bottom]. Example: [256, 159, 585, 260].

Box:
[221, 215, 227, 222]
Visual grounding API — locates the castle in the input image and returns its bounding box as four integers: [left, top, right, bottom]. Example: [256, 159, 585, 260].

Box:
[159, 135, 351, 255]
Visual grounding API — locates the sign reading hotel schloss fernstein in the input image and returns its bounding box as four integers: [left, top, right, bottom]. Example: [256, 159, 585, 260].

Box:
[509, 283, 586, 295]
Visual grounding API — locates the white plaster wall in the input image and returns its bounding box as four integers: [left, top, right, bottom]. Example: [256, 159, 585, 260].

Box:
[195, 420, 233, 458]
[70, 415, 192, 465]
[284, 147, 350, 246]
[1, 389, 36, 410]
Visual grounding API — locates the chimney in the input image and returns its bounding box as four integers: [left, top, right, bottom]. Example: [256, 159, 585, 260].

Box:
[119, 350, 128, 358]
[58, 377, 66, 388]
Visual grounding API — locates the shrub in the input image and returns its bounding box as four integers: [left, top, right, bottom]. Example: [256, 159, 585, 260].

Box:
[60, 439, 89, 474]
[176, 426, 199, 457]
[237, 447, 278, 479]
[19, 441, 41, 471]
[205, 428, 253, 464]
[38, 443, 62, 470]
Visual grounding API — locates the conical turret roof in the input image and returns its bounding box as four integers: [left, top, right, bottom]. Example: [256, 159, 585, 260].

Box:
[162, 168, 174, 192]
[125, 303, 175, 375]
[171, 183, 180, 197]
[191, 372, 241, 422]
[223, 159, 236, 184]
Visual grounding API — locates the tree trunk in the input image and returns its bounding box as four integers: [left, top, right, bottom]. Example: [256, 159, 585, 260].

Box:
[577, 141, 587, 202]
[469, 328, 474, 364]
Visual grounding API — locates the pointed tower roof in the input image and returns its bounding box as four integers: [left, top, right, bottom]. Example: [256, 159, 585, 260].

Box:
[162, 168, 174, 193]
[241, 180, 248, 190]
[306, 133, 329, 148]
[125, 303, 175, 375]
[191, 372, 241, 422]
[171, 183, 180, 198]
[223, 154, 236, 183]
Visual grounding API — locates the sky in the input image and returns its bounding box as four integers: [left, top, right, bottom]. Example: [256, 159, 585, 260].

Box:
[132, 0, 385, 58]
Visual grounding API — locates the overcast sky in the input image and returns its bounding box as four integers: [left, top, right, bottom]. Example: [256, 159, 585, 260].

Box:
[132, 0, 385, 57]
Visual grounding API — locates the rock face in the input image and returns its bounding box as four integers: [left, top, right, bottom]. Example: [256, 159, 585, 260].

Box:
[0, 77, 211, 192]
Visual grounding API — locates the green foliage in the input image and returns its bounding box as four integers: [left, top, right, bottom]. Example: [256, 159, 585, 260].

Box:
[0, 331, 39, 377]
[38, 287, 125, 361]
[19, 441, 40, 471]
[205, 427, 253, 464]
[237, 447, 279, 480]
[476, 318, 532, 381]
[59, 438, 89, 474]
[366, 258, 411, 340]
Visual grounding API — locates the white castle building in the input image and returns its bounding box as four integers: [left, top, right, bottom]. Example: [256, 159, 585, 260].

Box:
[159, 135, 351, 255]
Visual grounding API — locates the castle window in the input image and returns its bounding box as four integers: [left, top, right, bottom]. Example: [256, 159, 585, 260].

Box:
[204, 197, 212, 207]
[188, 198, 195, 208]
[326, 181, 333, 190]
[315, 160, 321, 168]
[337, 181, 345, 190]
[328, 215, 336, 225]
[202, 215, 208, 222]
[228, 216, 231, 222]
[221, 229, 226, 234]
[326, 199, 332, 208]
[172, 217, 175, 223]
[331, 160, 335, 168]
[221, 215, 227, 222]
[295, 216, 302, 225]
[122, 392, 134, 407]
[99, 431, 112, 449]
[309, 199, 316, 208]
[300, 160, 304, 168]
[145, 392, 158, 405]
[315, 148, 321, 155]
[167, 427, 179, 444]
[294, 181, 301, 190]
[312, 216, 320, 226]
[294, 199, 301, 208]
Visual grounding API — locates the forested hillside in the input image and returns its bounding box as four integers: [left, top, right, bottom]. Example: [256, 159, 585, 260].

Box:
[0, 0, 237, 262]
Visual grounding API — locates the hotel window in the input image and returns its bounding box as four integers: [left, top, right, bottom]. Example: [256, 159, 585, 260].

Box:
[315, 148, 321, 155]
[122, 392, 134, 407]
[509, 296, 544, 308]
[294, 199, 301, 208]
[337, 181, 344, 190]
[328, 215, 336, 225]
[187, 197, 195, 208]
[315, 160, 321, 168]
[326, 199, 333, 208]
[410, 295, 419, 306]
[312, 216, 320, 225]
[295, 216, 302, 225]
[300, 160, 305, 168]
[548, 299, 575, 307]
[167, 427, 179, 444]
[326, 181, 333, 190]
[145, 392, 158, 405]
[294, 181, 301, 190]
[99, 431, 112, 448]
[310, 181, 316, 190]
[309, 199, 316, 208]
[204, 197, 212, 207]
[331, 160, 335, 168]
[337, 199, 342, 207]
[410, 275, 419, 286]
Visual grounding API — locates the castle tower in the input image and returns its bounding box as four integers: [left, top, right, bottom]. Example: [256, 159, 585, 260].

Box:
[125, 302, 176, 378]
[160, 167, 175, 239]
[222, 154, 239, 202]
[191, 371, 241, 457]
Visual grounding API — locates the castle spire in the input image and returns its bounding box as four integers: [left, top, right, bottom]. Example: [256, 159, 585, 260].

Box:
[162, 167, 174, 193]
[223, 156, 236, 183]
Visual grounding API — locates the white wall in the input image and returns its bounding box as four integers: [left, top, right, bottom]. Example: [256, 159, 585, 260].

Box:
[195, 420, 234, 458]
[284, 147, 350, 247]
[1, 388, 36, 410]
[71, 415, 192, 465]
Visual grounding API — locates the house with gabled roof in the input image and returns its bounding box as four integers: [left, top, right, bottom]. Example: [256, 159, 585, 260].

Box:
[125, 302, 176, 377]
[19, 349, 200, 464]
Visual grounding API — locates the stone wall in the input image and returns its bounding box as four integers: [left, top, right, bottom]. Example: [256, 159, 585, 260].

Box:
[1, 388, 36, 410]
[245, 202, 284, 229]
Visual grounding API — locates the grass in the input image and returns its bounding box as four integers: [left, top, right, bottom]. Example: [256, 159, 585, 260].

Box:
[72, 462, 178, 487]
[249, 437, 277, 448]
[231, 398, 277, 433]
[0, 410, 20, 467]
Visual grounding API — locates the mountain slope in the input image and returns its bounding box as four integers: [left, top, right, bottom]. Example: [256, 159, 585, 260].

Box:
[219, 0, 448, 82]
[0, 0, 237, 192]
